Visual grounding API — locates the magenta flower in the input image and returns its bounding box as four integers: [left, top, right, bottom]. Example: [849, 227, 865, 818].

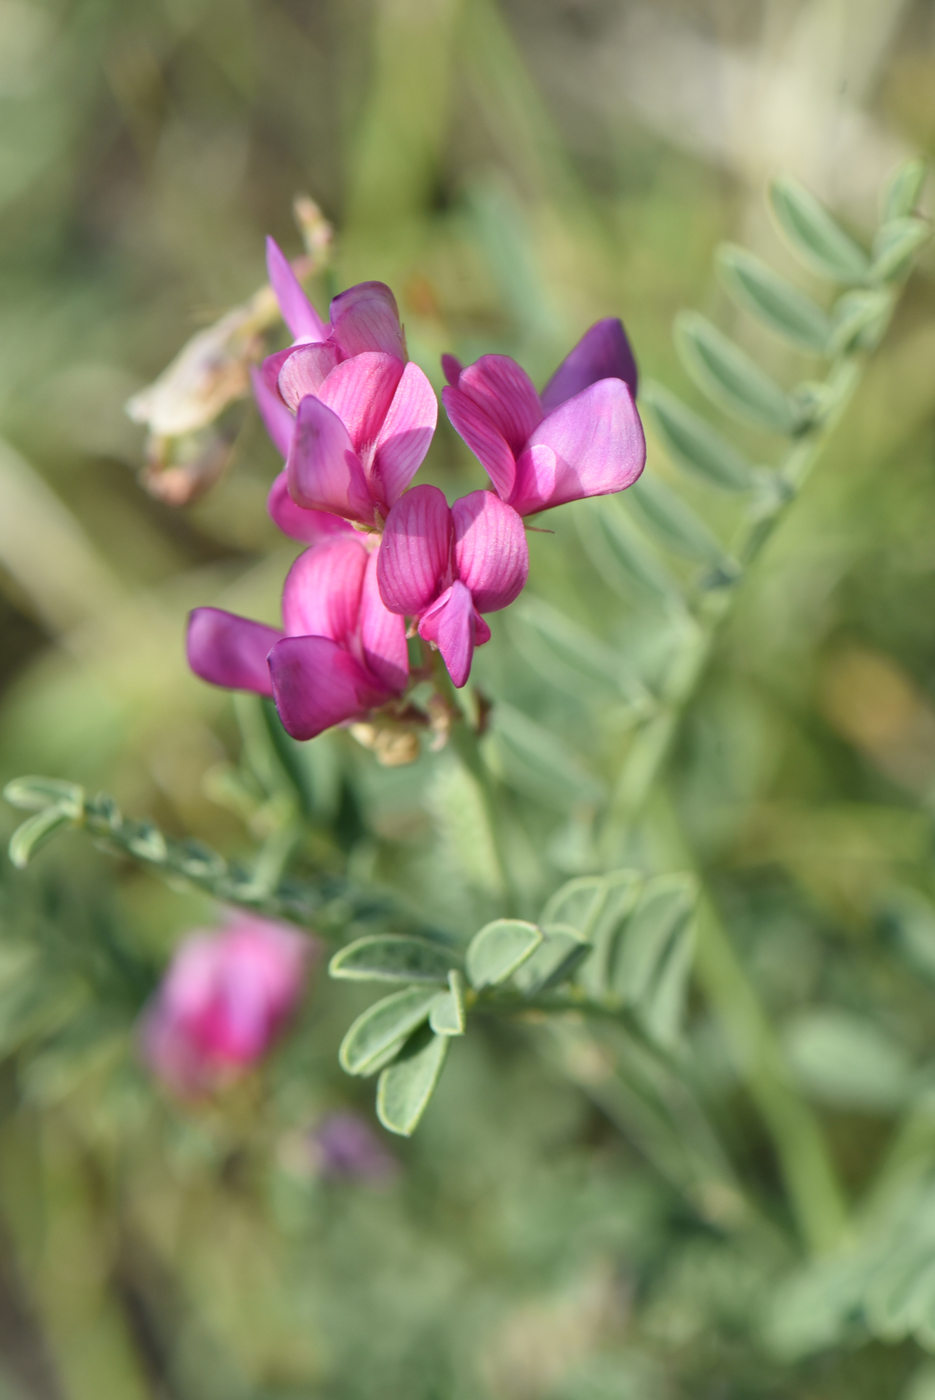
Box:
[139, 913, 313, 1098]
[254, 240, 437, 528]
[187, 533, 408, 741]
[377, 485, 528, 688]
[442, 319, 645, 516]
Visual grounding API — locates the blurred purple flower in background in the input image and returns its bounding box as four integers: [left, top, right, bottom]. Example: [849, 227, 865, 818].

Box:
[308, 1112, 399, 1183]
[140, 913, 314, 1098]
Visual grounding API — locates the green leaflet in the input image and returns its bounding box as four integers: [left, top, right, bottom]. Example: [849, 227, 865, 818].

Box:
[542, 870, 642, 1000]
[126, 821, 169, 863]
[491, 703, 605, 806]
[8, 807, 76, 869]
[376, 1025, 450, 1136]
[870, 217, 931, 282]
[510, 923, 590, 996]
[769, 177, 870, 282]
[428, 970, 467, 1035]
[578, 496, 683, 606]
[626, 472, 730, 568]
[675, 312, 800, 435]
[716, 244, 832, 353]
[338, 986, 441, 1076]
[608, 874, 697, 1046]
[3, 776, 85, 818]
[466, 919, 542, 989]
[330, 935, 458, 985]
[882, 158, 927, 222]
[781, 1010, 912, 1112]
[829, 289, 891, 354]
[509, 596, 652, 711]
[640, 380, 754, 492]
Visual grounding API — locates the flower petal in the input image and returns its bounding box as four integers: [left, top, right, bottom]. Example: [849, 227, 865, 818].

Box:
[455, 354, 543, 454]
[329, 281, 406, 360]
[251, 364, 293, 459]
[277, 342, 343, 412]
[286, 394, 375, 525]
[359, 547, 408, 692]
[317, 352, 404, 461]
[282, 536, 368, 644]
[187, 608, 281, 697]
[451, 490, 529, 613]
[540, 318, 639, 411]
[370, 362, 438, 510]
[266, 236, 328, 343]
[441, 354, 463, 387]
[510, 378, 646, 515]
[267, 472, 355, 544]
[442, 385, 517, 500]
[377, 484, 452, 616]
[418, 581, 482, 689]
[269, 635, 386, 741]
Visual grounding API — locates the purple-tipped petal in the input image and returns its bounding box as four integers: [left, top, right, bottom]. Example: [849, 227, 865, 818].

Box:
[442, 385, 517, 501]
[418, 581, 483, 689]
[277, 343, 343, 412]
[441, 354, 463, 387]
[377, 484, 452, 617]
[267, 473, 355, 544]
[266, 237, 328, 344]
[250, 366, 294, 460]
[282, 537, 368, 645]
[269, 635, 386, 741]
[187, 608, 282, 697]
[316, 352, 404, 461]
[455, 355, 543, 455]
[451, 491, 529, 613]
[358, 547, 408, 692]
[287, 394, 375, 526]
[370, 362, 438, 510]
[329, 282, 406, 361]
[540, 318, 638, 411]
[510, 378, 646, 516]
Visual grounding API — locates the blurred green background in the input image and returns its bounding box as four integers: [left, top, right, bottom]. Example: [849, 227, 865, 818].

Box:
[1, 0, 935, 1396]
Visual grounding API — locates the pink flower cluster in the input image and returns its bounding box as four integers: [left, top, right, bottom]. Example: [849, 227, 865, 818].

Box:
[139, 912, 313, 1098]
[187, 240, 646, 741]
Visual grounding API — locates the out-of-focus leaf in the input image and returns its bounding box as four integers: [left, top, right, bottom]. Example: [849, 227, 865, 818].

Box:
[509, 596, 652, 710]
[8, 806, 75, 868]
[541, 875, 608, 938]
[376, 1025, 450, 1136]
[609, 874, 697, 1010]
[829, 289, 892, 353]
[510, 922, 589, 995]
[882, 158, 928, 222]
[491, 704, 604, 806]
[781, 1009, 912, 1111]
[125, 821, 168, 863]
[881, 888, 935, 983]
[466, 919, 542, 989]
[675, 312, 800, 434]
[3, 775, 85, 817]
[871, 218, 931, 282]
[338, 986, 441, 1076]
[627, 473, 730, 567]
[769, 177, 870, 282]
[578, 496, 683, 606]
[641, 381, 754, 492]
[716, 244, 833, 352]
[429, 970, 467, 1035]
[330, 935, 457, 985]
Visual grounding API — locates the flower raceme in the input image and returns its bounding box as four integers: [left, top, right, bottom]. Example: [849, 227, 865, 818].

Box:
[377, 486, 529, 688]
[442, 318, 645, 516]
[139, 913, 313, 1098]
[187, 533, 408, 741]
[252, 239, 437, 529]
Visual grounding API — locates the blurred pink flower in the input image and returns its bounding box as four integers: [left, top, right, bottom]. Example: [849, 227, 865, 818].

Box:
[377, 485, 528, 687]
[308, 1112, 399, 1183]
[252, 240, 437, 529]
[442, 319, 645, 516]
[187, 533, 408, 740]
[139, 913, 314, 1097]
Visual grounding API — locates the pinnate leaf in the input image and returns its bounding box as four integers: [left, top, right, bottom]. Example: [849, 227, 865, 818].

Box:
[466, 919, 542, 989]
